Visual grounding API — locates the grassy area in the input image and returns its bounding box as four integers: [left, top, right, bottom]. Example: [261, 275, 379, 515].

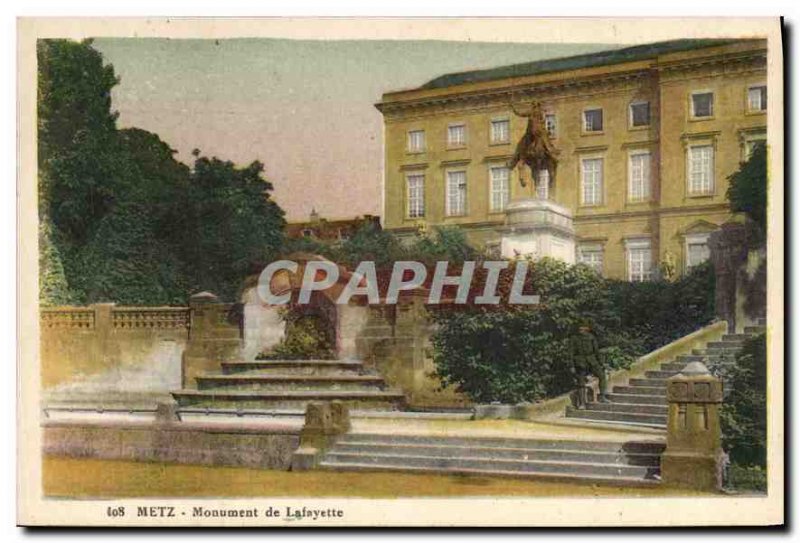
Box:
[43, 456, 710, 499]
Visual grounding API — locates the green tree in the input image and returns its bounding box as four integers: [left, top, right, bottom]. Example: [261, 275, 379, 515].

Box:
[430, 258, 641, 403]
[177, 156, 285, 301]
[38, 39, 287, 304]
[727, 142, 767, 233]
[720, 334, 767, 491]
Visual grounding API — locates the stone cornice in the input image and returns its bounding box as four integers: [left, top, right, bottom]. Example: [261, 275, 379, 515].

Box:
[377, 68, 651, 119]
[377, 47, 766, 121]
[656, 48, 767, 79]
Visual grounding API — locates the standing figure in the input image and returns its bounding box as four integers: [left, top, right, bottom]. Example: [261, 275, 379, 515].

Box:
[660, 250, 678, 282]
[508, 101, 559, 189]
[568, 321, 609, 409]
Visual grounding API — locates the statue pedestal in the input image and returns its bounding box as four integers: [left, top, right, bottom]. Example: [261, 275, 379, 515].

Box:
[497, 198, 576, 263]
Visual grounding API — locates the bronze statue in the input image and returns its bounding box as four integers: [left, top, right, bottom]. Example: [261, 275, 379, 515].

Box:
[508, 101, 559, 189]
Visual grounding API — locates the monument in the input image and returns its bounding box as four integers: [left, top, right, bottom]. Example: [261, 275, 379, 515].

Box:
[497, 101, 575, 263]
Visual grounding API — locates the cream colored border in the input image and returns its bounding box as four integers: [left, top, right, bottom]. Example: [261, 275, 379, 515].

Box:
[17, 16, 784, 527]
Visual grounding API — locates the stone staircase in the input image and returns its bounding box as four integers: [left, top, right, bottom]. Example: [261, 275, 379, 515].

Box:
[319, 432, 665, 486]
[564, 323, 765, 429]
[171, 359, 406, 411]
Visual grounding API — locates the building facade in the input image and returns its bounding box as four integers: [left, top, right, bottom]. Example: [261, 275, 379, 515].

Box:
[375, 39, 767, 280]
[286, 210, 381, 242]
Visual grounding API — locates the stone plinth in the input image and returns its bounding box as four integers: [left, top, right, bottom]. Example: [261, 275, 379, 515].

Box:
[497, 198, 575, 263]
[661, 362, 725, 491]
[290, 400, 351, 471]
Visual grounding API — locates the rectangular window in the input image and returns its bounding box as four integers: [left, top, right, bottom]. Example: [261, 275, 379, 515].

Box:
[489, 166, 510, 212]
[630, 102, 650, 127]
[687, 241, 710, 268]
[448, 124, 466, 147]
[745, 138, 766, 160]
[626, 239, 653, 282]
[581, 157, 603, 205]
[407, 130, 425, 152]
[688, 145, 714, 195]
[691, 92, 714, 118]
[583, 108, 603, 132]
[535, 169, 550, 200]
[578, 245, 604, 275]
[406, 174, 425, 218]
[545, 114, 557, 138]
[490, 119, 510, 144]
[628, 151, 652, 202]
[748, 85, 767, 112]
[446, 170, 467, 216]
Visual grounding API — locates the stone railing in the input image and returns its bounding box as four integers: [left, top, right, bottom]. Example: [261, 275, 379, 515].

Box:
[40, 305, 190, 332]
[40, 303, 192, 390]
[111, 307, 190, 330]
[40, 307, 96, 330]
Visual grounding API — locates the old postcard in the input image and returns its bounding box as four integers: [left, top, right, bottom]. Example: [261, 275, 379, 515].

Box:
[17, 17, 784, 527]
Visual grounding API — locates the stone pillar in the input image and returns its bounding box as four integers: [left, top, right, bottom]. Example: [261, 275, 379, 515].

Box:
[290, 401, 350, 471]
[181, 292, 242, 388]
[661, 362, 725, 491]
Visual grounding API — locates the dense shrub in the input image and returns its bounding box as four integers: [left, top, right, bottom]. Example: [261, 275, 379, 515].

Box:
[430, 258, 643, 403]
[607, 261, 716, 352]
[430, 259, 715, 404]
[257, 311, 335, 360]
[721, 333, 767, 492]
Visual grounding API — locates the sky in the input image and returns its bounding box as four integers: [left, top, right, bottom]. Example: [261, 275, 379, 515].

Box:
[93, 38, 613, 222]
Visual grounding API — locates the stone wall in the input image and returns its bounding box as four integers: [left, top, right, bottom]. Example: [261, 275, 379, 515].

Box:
[41, 304, 190, 404]
[43, 419, 299, 470]
[351, 297, 471, 410]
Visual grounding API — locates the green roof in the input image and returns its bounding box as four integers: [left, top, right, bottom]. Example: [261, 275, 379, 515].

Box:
[420, 39, 747, 90]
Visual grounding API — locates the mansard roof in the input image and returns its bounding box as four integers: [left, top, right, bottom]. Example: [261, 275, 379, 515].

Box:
[419, 39, 747, 90]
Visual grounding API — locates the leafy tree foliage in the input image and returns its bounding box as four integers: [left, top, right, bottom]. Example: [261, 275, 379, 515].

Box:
[430, 258, 644, 403]
[431, 260, 715, 404]
[720, 334, 767, 481]
[727, 142, 767, 233]
[606, 261, 716, 352]
[38, 39, 285, 305]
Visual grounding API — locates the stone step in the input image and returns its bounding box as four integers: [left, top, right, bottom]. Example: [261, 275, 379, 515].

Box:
[195, 374, 387, 392]
[605, 393, 666, 405]
[744, 326, 766, 335]
[565, 406, 667, 427]
[582, 401, 668, 415]
[318, 460, 662, 487]
[675, 354, 705, 363]
[696, 347, 740, 355]
[612, 385, 666, 396]
[707, 340, 745, 349]
[660, 362, 688, 372]
[329, 442, 661, 466]
[321, 450, 659, 480]
[336, 433, 665, 454]
[644, 370, 678, 380]
[628, 378, 668, 388]
[171, 389, 406, 410]
[722, 334, 751, 341]
[220, 360, 366, 376]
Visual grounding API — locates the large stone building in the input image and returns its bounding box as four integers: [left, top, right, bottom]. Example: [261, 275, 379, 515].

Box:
[375, 39, 767, 280]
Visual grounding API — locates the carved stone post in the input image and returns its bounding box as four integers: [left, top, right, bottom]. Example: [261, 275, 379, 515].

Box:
[661, 362, 725, 491]
[290, 400, 350, 471]
[181, 291, 242, 388]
